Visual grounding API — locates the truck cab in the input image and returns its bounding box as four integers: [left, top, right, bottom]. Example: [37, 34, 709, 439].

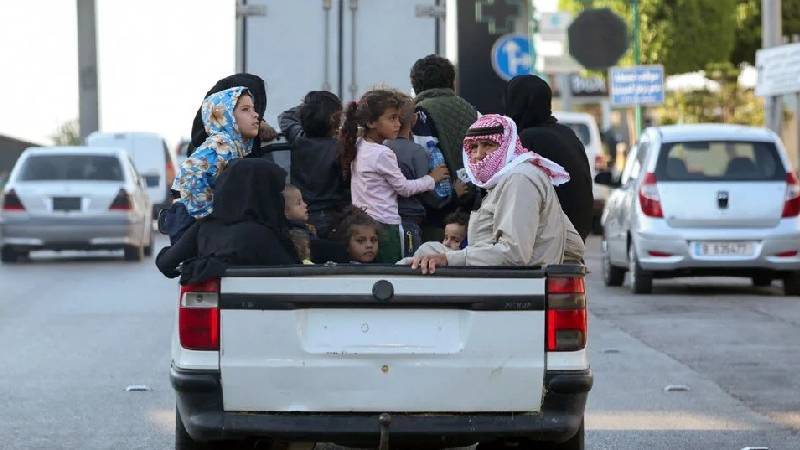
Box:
[171, 264, 591, 449]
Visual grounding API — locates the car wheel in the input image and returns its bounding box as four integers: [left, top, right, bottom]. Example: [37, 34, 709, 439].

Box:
[602, 240, 625, 287]
[629, 245, 653, 294]
[123, 244, 144, 261]
[144, 233, 154, 257]
[752, 274, 772, 287]
[783, 272, 800, 296]
[591, 215, 603, 236]
[1, 246, 19, 263]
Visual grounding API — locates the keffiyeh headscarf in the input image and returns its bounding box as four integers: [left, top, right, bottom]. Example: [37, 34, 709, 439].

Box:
[462, 114, 570, 189]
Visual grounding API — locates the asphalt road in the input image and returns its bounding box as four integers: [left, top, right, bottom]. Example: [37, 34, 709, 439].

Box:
[0, 236, 797, 449]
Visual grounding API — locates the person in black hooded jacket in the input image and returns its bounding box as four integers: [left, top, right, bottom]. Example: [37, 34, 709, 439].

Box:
[186, 73, 277, 158]
[156, 159, 299, 284]
[505, 75, 593, 240]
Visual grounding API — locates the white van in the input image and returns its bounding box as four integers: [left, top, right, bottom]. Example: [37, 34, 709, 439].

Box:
[87, 132, 176, 215]
[554, 111, 609, 233]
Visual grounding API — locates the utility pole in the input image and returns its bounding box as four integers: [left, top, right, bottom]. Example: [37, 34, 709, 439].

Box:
[632, 0, 641, 139]
[77, 0, 99, 141]
[762, 0, 783, 134]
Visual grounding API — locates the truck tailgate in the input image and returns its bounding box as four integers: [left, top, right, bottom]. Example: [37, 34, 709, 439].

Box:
[218, 268, 546, 413]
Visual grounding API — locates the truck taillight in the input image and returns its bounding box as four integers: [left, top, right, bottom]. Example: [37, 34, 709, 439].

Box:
[782, 172, 800, 218]
[109, 188, 132, 211]
[546, 276, 587, 352]
[2, 190, 25, 211]
[638, 172, 663, 218]
[179, 279, 220, 351]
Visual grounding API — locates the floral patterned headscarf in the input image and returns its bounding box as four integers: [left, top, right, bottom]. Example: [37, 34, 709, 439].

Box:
[172, 86, 255, 218]
[462, 114, 569, 189]
[200, 86, 254, 157]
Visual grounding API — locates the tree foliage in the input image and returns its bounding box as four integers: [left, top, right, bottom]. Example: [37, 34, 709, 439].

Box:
[730, 0, 800, 66]
[51, 120, 81, 146]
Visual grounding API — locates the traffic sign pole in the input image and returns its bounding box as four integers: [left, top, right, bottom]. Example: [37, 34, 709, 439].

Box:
[632, 0, 642, 140]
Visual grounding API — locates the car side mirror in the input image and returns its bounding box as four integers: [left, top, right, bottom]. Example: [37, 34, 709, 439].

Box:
[594, 171, 621, 188]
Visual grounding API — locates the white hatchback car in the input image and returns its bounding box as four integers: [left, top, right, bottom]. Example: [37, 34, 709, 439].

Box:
[597, 124, 800, 295]
[0, 146, 153, 262]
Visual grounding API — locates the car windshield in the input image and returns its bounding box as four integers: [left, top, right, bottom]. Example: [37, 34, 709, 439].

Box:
[561, 122, 591, 147]
[18, 154, 124, 181]
[655, 141, 785, 182]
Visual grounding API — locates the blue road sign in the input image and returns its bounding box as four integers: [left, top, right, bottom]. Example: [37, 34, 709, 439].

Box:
[491, 34, 536, 81]
[609, 65, 665, 107]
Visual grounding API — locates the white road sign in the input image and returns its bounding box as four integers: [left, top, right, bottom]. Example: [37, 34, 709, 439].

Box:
[755, 42, 800, 97]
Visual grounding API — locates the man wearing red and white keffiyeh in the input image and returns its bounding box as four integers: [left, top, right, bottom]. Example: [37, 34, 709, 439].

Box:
[403, 114, 585, 273]
[462, 114, 570, 189]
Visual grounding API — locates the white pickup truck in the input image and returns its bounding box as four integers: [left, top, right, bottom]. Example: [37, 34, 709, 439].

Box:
[170, 264, 592, 450]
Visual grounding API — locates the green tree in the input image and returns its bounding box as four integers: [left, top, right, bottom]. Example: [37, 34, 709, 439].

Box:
[51, 120, 81, 146]
[730, 0, 800, 66]
[560, 0, 738, 75]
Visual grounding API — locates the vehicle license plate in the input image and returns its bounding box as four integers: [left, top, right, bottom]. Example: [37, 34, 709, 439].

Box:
[695, 241, 755, 257]
[53, 197, 81, 211]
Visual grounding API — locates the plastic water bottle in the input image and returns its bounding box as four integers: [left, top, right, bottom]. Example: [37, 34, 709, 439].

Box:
[426, 141, 452, 198]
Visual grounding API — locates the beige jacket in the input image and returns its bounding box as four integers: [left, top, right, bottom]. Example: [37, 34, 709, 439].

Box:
[441, 162, 584, 266]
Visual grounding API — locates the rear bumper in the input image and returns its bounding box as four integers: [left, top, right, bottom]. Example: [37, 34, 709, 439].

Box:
[171, 366, 591, 447]
[0, 214, 143, 250]
[633, 219, 800, 273]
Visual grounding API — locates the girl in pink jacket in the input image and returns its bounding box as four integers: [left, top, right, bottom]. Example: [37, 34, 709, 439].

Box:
[338, 89, 449, 263]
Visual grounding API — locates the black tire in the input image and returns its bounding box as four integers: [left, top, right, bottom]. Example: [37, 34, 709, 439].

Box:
[629, 245, 653, 294]
[144, 233, 154, 257]
[783, 272, 800, 296]
[602, 241, 625, 287]
[752, 274, 772, 287]
[123, 244, 144, 261]
[591, 215, 603, 236]
[1, 246, 18, 263]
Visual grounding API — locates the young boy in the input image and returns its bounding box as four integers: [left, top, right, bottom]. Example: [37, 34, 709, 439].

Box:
[442, 210, 469, 251]
[384, 94, 448, 257]
[167, 86, 260, 243]
[284, 183, 316, 234]
[279, 91, 346, 238]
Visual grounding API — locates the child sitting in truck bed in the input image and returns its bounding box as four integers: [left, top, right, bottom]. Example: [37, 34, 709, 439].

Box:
[331, 206, 380, 264]
[442, 210, 469, 250]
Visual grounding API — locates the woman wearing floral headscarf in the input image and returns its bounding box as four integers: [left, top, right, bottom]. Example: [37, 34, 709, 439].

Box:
[163, 86, 261, 243]
[406, 114, 584, 273]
